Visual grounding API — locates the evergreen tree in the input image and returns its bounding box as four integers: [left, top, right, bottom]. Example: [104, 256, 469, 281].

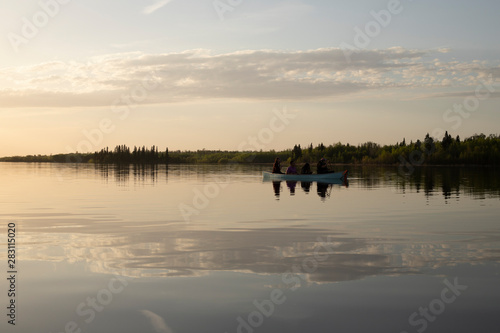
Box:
[442, 131, 453, 150]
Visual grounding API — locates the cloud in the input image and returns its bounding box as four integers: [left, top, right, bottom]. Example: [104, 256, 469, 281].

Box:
[15, 215, 500, 282]
[414, 91, 500, 100]
[140, 310, 174, 333]
[1, 47, 498, 108]
[143, 0, 174, 15]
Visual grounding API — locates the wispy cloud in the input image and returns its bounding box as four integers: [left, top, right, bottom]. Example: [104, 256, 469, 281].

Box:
[413, 91, 500, 100]
[140, 310, 174, 333]
[143, 0, 174, 15]
[1, 47, 498, 108]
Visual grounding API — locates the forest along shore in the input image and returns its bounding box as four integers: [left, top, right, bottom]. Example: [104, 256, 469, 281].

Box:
[1, 133, 499, 166]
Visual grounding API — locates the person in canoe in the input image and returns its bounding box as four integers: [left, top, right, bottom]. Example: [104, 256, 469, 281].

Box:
[317, 158, 333, 174]
[272, 157, 284, 174]
[286, 160, 298, 174]
[300, 162, 312, 175]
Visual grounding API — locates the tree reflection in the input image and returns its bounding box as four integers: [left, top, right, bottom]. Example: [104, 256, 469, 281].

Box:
[95, 163, 168, 185]
[351, 165, 500, 202]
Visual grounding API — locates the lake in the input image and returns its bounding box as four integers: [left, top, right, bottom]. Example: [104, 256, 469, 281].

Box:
[1, 162, 499, 333]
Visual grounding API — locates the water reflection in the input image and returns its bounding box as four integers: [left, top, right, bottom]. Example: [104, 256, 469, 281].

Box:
[2, 162, 500, 333]
[286, 181, 297, 195]
[57, 163, 500, 202]
[270, 179, 348, 201]
[352, 165, 500, 201]
[2, 163, 499, 283]
[94, 164, 168, 185]
[273, 181, 280, 198]
[316, 182, 331, 200]
[16, 214, 500, 282]
[301, 181, 312, 193]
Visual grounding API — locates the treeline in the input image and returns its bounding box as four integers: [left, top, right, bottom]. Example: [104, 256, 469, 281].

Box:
[0, 145, 169, 164]
[93, 145, 169, 164]
[287, 132, 500, 166]
[170, 132, 500, 165]
[167, 150, 285, 164]
[1, 133, 499, 165]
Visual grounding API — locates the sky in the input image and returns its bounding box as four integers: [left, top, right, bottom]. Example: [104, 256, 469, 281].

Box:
[0, 0, 499, 156]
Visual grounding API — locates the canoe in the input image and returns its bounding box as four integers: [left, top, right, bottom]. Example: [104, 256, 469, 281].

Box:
[262, 170, 348, 182]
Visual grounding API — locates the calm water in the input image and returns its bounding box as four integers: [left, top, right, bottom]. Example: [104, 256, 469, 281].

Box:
[1, 163, 499, 333]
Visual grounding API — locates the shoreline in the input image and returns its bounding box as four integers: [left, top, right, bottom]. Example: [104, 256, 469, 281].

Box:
[0, 160, 498, 168]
